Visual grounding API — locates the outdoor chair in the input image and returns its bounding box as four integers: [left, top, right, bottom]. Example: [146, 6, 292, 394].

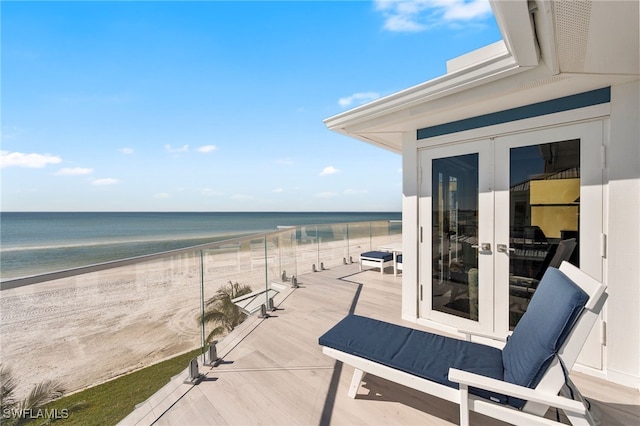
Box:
[359, 251, 394, 274]
[319, 261, 607, 425]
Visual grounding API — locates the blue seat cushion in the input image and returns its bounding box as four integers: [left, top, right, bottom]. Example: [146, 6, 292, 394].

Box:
[502, 267, 588, 408]
[360, 251, 393, 261]
[319, 315, 507, 404]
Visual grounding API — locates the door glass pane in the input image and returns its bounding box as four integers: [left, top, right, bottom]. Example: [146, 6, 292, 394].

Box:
[432, 154, 479, 320]
[509, 139, 580, 329]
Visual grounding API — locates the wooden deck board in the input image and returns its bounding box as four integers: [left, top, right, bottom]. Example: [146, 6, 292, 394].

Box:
[119, 264, 639, 426]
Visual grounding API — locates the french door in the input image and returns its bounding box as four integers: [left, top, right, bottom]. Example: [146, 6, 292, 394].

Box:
[419, 121, 604, 357]
[420, 140, 495, 333]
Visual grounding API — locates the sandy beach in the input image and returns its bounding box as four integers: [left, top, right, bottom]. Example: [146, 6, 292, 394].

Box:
[0, 234, 394, 400]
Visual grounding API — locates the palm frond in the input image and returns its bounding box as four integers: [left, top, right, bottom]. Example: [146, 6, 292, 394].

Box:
[206, 326, 226, 342]
[0, 364, 18, 409]
[202, 311, 226, 323]
[20, 380, 64, 410]
[200, 281, 252, 340]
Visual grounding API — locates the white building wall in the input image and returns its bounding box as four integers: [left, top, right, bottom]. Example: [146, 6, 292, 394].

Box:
[401, 132, 419, 322]
[606, 80, 640, 388]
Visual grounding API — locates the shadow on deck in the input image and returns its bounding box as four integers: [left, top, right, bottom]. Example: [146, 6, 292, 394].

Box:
[119, 264, 639, 426]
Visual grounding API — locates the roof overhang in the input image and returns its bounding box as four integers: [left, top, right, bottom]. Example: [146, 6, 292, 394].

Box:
[324, 0, 640, 153]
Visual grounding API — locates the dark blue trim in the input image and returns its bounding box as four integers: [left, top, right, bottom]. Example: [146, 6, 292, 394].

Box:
[417, 87, 611, 140]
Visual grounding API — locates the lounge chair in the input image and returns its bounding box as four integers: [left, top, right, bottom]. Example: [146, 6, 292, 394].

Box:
[359, 251, 394, 274]
[319, 261, 606, 425]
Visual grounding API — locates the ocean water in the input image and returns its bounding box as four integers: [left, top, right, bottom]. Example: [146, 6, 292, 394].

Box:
[0, 212, 400, 279]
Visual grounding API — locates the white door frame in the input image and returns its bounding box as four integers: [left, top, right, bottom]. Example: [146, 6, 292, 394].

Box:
[494, 121, 604, 367]
[417, 120, 604, 364]
[419, 140, 494, 334]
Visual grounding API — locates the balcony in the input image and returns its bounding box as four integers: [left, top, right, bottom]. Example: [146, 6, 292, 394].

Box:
[120, 262, 638, 425]
[1, 220, 637, 425]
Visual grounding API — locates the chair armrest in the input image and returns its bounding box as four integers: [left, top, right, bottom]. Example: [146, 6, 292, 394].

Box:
[448, 368, 586, 415]
[457, 329, 507, 344]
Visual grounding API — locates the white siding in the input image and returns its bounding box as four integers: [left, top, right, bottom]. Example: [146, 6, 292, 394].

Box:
[605, 80, 640, 388]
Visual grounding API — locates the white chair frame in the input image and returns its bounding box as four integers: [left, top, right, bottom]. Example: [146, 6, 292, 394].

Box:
[321, 262, 607, 426]
[359, 253, 394, 274]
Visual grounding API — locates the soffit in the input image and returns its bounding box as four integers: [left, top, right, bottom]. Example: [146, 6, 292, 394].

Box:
[551, 0, 639, 75]
[324, 0, 640, 153]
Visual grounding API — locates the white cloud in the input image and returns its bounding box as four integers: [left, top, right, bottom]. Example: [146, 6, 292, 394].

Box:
[55, 167, 93, 176]
[154, 192, 170, 199]
[273, 188, 284, 193]
[320, 166, 340, 176]
[315, 191, 338, 198]
[343, 189, 369, 195]
[119, 147, 134, 155]
[197, 145, 217, 153]
[374, 0, 493, 32]
[201, 188, 224, 197]
[92, 178, 119, 186]
[338, 92, 380, 108]
[165, 144, 189, 153]
[1, 151, 62, 168]
[441, 0, 492, 21]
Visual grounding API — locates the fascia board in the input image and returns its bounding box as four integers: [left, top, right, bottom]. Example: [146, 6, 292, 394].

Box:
[324, 52, 534, 142]
[489, 0, 539, 67]
[532, 0, 560, 75]
[350, 56, 527, 133]
[348, 133, 401, 154]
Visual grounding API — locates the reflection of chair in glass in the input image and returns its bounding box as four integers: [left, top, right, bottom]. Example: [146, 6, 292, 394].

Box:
[510, 226, 550, 278]
[510, 238, 577, 298]
[320, 262, 607, 426]
[548, 238, 577, 269]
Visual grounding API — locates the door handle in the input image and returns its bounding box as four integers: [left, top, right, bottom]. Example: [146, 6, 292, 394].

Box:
[497, 244, 515, 253]
[472, 243, 491, 252]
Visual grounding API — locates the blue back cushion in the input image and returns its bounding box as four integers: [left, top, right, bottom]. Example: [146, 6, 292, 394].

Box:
[502, 267, 588, 408]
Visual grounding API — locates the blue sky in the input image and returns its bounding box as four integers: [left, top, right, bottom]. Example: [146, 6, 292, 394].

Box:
[1, 0, 501, 212]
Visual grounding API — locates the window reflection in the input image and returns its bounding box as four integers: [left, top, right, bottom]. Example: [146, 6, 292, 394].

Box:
[432, 154, 479, 321]
[509, 139, 580, 329]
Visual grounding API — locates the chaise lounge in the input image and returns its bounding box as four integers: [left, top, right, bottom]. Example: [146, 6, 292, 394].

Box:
[359, 250, 394, 274]
[319, 262, 607, 425]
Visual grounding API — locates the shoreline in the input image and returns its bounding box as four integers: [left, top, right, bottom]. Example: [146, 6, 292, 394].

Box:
[0, 234, 397, 401]
[0, 232, 257, 281]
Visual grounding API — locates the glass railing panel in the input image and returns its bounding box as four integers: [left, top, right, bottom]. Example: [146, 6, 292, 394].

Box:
[271, 228, 297, 284]
[0, 218, 403, 405]
[0, 250, 204, 402]
[294, 224, 320, 273]
[347, 222, 374, 261]
[202, 240, 249, 348]
[368, 220, 394, 248]
[389, 220, 403, 242]
[316, 223, 347, 269]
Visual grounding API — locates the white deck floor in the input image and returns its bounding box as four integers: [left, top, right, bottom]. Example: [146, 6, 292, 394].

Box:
[120, 264, 639, 426]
